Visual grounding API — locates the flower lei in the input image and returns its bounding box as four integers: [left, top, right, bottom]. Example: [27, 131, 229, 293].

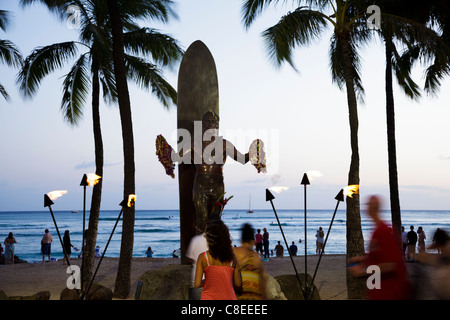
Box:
[155, 134, 175, 178]
[249, 139, 267, 173]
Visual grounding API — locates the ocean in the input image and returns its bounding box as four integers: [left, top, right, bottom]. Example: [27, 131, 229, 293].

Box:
[1, 209, 449, 263]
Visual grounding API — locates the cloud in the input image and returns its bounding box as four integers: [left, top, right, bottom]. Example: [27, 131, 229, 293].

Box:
[306, 170, 324, 181]
[75, 161, 121, 170]
[269, 186, 290, 194]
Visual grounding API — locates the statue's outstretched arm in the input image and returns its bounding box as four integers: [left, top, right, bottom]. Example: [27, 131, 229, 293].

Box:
[225, 140, 249, 164]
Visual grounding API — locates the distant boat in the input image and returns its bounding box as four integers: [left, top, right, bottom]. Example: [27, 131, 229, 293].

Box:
[246, 194, 254, 213]
[71, 210, 79, 213]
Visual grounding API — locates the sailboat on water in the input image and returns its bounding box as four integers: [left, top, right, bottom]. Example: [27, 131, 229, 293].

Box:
[246, 194, 254, 213]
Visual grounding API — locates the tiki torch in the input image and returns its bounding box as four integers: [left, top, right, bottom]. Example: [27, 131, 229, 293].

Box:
[266, 189, 305, 297]
[82, 194, 136, 300]
[44, 191, 70, 265]
[306, 185, 359, 299]
[79, 173, 101, 292]
[300, 173, 310, 294]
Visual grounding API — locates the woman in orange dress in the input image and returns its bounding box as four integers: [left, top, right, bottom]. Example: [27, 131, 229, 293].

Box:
[194, 218, 242, 300]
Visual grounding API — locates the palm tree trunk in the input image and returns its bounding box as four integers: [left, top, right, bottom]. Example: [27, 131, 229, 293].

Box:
[107, 0, 136, 299]
[82, 63, 104, 288]
[340, 38, 366, 300]
[384, 37, 402, 239]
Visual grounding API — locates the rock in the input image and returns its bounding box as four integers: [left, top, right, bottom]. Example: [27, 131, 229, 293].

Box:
[60, 288, 80, 300]
[265, 274, 287, 300]
[85, 283, 113, 300]
[275, 274, 321, 300]
[7, 291, 50, 300]
[136, 264, 192, 300]
[60, 283, 113, 300]
[0, 291, 8, 300]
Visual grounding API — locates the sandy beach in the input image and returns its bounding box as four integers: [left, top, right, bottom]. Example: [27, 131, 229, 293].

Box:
[0, 254, 347, 300]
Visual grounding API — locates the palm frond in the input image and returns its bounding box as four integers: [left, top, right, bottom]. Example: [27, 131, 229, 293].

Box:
[392, 44, 421, 100]
[124, 54, 177, 109]
[329, 33, 365, 101]
[0, 40, 24, 68]
[98, 59, 118, 104]
[17, 41, 78, 97]
[241, 0, 277, 29]
[262, 7, 328, 69]
[123, 27, 183, 66]
[0, 10, 12, 31]
[423, 57, 450, 96]
[19, 0, 76, 21]
[119, 0, 178, 25]
[61, 53, 90, 125]
[0, 82, 10, 100]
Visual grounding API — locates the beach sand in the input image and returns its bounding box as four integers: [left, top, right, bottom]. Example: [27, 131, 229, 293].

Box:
[0, 254, 347, 300]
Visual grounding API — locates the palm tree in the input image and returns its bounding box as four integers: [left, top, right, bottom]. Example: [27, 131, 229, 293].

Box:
[372, 0, 450, 238]
[241, 0, 370, 298]
[18, 0, 182, 293]
[0, 10, 23, 100]
[106, 0, 135, 299]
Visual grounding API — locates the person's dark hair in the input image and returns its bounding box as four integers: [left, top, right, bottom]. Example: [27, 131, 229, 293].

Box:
[241, 223, 255, 243]
[205, 219, 233, 263]
[8, 232, 13, 239]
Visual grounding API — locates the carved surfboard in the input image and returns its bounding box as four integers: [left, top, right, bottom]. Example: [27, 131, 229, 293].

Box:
[177, 40, 219, 263]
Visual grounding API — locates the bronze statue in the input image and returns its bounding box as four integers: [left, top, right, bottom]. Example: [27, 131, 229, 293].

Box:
[190, 111, 249, 232]
[156, 111, 265, 233]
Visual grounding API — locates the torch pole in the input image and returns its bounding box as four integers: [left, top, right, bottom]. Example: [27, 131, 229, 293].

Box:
[306, 189, 344, 300]
[44, 194, 79, 296]
[80, 174, 88, 293]
[266, 189, 305, 297]
[300, 173, 310, 297]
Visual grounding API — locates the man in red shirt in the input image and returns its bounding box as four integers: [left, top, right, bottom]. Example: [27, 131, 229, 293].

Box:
[348, 195, 411, 300]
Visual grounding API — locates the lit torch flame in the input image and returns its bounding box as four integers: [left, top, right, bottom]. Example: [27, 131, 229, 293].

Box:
[47, 190, 68, 201]
[87, 173, 101, 186]
[127, 194, 136, 207]
[343, 185, 359, 198]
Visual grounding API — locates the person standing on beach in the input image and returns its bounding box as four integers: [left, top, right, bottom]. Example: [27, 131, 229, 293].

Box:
[194, 218, 242, 300]
[145, 247, 153, 258]
[348, 195, 411, 300]
[275, 241, 284, 258]
[289, 241, 298, 256]
[234, 223, 267, 300]
[407, 225, 418, 261]
[4, 232, 17, 264]
[62, 230, 74, 265]
[255, 229, 263, 256]
[41, 229, 53, 263]
[263, 228, 270, 258]
[401, 226, 408, 260]
[417, 227, 426, 253]
[315, 227, 325, 255]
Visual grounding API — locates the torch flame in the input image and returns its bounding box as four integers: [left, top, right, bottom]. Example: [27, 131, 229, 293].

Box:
[47, 190, 68, 201]
[87, 173, 101, 186]
[343, 185, 359, 198]
[127, 194, 137, 207]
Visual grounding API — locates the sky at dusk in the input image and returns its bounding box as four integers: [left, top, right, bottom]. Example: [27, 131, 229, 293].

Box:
[1, 1, 450, 212]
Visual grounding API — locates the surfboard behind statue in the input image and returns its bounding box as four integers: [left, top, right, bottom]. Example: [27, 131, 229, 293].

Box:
[177, 40, 219, 263]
